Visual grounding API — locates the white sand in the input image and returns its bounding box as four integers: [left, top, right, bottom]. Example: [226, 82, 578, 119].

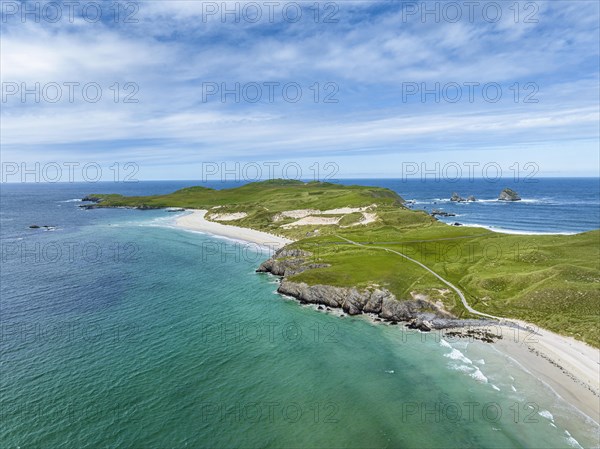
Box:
[209, 212, 248, 221]
[355, 212, 378, 226]
[322, 206, 374, 214]
[175, 210, 293, 250]
[281, 216, 342, 228]
[464, 323, 600, 422]
[276, 209, 321, 220]
[274, 205, 376, 222]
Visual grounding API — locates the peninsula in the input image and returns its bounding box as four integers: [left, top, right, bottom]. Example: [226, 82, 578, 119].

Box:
[84, 180, 600, 419]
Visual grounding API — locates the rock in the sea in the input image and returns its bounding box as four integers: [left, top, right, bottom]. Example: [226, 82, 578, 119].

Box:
[29, 225, 40, 229]
[498, 188, 521, 201]
[467, 195, 476, 202]
[450, 192, 464, 202]
[431, 209, 456, 217]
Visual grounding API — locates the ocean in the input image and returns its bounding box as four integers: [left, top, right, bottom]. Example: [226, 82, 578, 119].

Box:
[1, 179, 598, 448]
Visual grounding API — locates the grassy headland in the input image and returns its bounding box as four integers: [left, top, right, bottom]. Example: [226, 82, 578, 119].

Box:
[87, 180, 600, 347]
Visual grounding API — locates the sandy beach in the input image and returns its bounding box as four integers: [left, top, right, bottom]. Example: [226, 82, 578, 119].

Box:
[175, 209, 293, 250]
[458, 323, 600, 424]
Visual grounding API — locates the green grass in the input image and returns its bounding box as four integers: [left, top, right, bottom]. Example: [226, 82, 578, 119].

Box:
[89, 180, 600, 347]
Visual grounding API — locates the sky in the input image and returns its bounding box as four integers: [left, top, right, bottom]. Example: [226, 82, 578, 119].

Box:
[1, 0, 599, 181]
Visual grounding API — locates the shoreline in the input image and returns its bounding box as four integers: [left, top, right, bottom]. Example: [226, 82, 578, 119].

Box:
[173, 209, 599, 424]
[174, 209, 294, 251]
[442, 221, 579, 236]
[449, 323, 600, 424]
[490, 332, 600, 425]
[275, 284, 600, 424]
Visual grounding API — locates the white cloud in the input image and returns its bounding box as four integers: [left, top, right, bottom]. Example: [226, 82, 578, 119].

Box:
[0, 0, 598, 177]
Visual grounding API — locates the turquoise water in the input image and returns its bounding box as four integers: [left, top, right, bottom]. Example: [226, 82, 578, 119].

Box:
[1, 183, 598, 448]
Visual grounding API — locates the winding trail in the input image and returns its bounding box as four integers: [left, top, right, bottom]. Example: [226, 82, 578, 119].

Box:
[335, 234, 600, 413]
[335, 235, 501, 320]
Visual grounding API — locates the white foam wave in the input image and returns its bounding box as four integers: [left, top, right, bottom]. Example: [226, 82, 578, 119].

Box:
[59, 198, 82, 202]
[439, 339, 452, 349]
[539, 410, 554, 421]
[452, 222, 577, 235]
[445, 348, 473, 365]
[564, 431, 584, 449]
[452, 364, 473, 374]
[470, 368, 488, 383]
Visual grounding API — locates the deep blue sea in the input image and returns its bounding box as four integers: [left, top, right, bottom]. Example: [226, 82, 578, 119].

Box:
[1, 179, 599, 448]
[340, 178, 600, 234]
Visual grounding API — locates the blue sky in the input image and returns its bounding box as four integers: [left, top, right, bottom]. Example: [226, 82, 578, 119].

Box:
[1, 0, 599, 180]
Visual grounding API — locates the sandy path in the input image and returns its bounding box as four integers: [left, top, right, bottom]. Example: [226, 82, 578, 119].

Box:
[175, 210, 293, 250]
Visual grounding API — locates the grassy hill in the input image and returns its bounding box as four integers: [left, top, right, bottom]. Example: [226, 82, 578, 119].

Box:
[88, 180, 600, 347]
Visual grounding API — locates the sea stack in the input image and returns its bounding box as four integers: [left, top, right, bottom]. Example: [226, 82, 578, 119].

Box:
[450, 192, 464, 202]
[498, 188, 521, 201]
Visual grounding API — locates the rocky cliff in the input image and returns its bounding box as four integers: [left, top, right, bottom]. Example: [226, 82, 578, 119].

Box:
[257, 247, 458, 331]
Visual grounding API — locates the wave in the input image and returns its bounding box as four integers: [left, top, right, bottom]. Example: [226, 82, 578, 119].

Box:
[565, 430, 584, 449]
[59, 198, 82, 203]
[470, 368, 488, 383]
[445, 348, 473, 365]
[441, 339, 490, 384]
[419, 198, 547, 204]
[448, 222, 578, 236]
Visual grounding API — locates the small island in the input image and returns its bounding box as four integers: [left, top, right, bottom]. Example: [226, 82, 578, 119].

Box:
[498, 188, 522, 201]
[450, 193, 476, 202]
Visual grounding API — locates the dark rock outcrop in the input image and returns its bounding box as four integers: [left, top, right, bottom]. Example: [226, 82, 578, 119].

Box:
[257, 245, 476, 329]
[82, 195, 102, 203]
[450, 192, 464, 202]
[498, 188, 521, 201]
[267, 268, 454, 326]
[256, 248, 453, 329]
[431, 209, 456, 217]
[256, 248, 329, 276]
[451, 193, 477, 203]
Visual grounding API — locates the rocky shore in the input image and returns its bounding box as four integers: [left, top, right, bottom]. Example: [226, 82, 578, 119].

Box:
[257, 247, 501, 338]
[80, 195, 164, 210]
